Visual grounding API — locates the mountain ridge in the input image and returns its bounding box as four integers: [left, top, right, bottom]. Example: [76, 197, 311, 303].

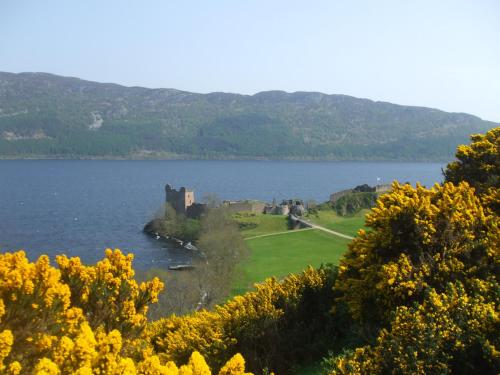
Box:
[3, 71, 487, 118]
[0, 71, 496, 161]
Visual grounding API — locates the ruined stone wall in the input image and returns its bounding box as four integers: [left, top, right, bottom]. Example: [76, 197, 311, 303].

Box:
[223, 201, 266, 214]
[265, 204, 291, 215]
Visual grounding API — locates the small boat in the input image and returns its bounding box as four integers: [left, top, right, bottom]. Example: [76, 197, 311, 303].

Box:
[168, 264, 195, 271]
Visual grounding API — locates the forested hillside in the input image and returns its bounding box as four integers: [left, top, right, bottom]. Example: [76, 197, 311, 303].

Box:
[0, 72, 495, 160]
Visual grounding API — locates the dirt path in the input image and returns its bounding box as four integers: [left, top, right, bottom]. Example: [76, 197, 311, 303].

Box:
[290, 215, 355, 240]
[244, 218, 355, 241]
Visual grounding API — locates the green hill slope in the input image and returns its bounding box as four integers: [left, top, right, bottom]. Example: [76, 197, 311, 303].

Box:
[0, 72, 496, 160]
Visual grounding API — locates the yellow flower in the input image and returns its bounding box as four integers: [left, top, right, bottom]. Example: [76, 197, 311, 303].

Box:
[187, 352, 211, 375]
[34, 358, 60, 375]
[0, 329, 14, 368]
[218, 353, 252, 375]
[7, 361, 22, 375]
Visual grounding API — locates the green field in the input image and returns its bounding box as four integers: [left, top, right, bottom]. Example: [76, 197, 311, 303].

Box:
[232, 229, 351, 295]
[307, 209, 368, 237]
[230, 210, 367, 373]
[233, 212, 290, 238]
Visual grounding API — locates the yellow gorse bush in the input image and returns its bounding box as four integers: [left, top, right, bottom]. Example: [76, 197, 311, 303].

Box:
[328, 128, 499, 373]
[445, 127, 499, 213]
[330, 282, 499, 374]
[335, 181, 498, 327]
[148, 266, 335, 373]
[56, 249, 163, 335]
[0, 249, 252, 374]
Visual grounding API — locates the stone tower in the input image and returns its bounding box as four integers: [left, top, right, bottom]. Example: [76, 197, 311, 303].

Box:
[165, 184, 195, 214]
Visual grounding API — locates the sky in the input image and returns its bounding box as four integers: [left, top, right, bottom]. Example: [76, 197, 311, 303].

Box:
[1, 0, 499, 121]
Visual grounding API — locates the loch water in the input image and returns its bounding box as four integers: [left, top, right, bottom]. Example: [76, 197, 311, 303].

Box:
[0, 160, 445, 269]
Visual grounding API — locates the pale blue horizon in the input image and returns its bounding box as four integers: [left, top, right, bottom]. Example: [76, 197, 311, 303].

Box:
[1, 0, 499, 121]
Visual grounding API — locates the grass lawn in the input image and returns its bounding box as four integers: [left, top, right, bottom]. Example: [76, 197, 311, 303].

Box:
[307, 209, 368, 237]
[232, 229, 351, 295]
[233, 212, 290, 238]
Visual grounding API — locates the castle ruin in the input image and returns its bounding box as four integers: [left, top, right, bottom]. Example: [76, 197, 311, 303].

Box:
[164, 183, 308, 218]
[165, 184, 206, 218]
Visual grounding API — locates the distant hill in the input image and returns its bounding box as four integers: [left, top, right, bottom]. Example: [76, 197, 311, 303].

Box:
[0, 72, 496, 160]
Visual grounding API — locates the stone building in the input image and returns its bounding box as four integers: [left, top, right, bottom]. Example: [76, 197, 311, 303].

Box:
[289, 199, 306, 216]
[265, 199, 304, 216]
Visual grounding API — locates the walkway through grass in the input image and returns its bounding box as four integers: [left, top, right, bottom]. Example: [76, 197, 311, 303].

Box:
[245, 227, 313, 240]
[307, 209, 368, 237]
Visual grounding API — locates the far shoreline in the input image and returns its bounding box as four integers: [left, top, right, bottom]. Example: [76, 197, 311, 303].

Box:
[0, 154, 452, 163]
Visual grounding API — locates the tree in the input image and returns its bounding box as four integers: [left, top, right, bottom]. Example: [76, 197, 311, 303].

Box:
[139, 268, 202, 318]
[143, 207, 249, 317]
[194, 208, 248, 308]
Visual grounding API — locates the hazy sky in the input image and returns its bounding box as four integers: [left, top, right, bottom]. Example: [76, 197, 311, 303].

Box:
[1, 0, 499, 121]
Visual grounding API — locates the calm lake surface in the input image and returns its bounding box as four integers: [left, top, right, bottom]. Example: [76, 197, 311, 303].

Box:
[0, 160, 445, 269]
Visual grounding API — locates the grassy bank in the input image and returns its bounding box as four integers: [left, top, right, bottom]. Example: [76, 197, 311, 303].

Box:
[307, 209, 368, 237]
[231, 209, 367, 374]
[232, 229, 351, 296]
[233, 212, 290, 238]
[231, 209, 368, 296]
